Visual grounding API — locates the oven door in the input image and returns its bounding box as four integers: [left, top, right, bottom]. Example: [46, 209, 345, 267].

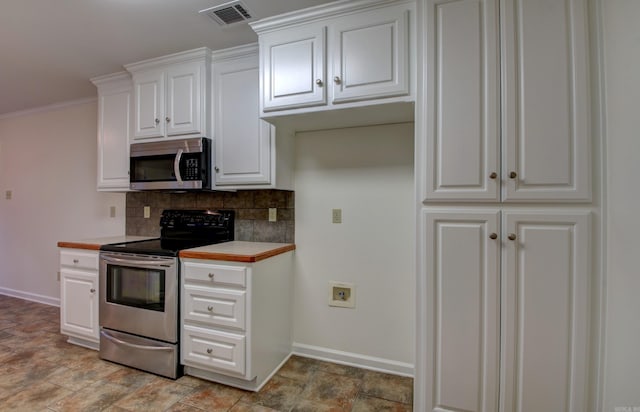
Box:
[99, 252, 178, 343]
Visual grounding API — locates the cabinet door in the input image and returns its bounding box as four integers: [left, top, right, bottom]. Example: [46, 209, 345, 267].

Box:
[213, 55, 272, 186]
[423, 0, 499, 202]
[166, 62, 203, 136]
[502, 211, 590, 412]
[501, 0, 591, 201]
[60, 269, 99, 342]
[133, 70, 164, 139]
[260, 24, 326, 111]
[331, 6, 410, 103]
[97, 85, 131, 190]
[423, 209, 500, 412]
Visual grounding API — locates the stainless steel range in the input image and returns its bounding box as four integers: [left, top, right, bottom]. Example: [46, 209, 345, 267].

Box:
[98, 209, 234, 379]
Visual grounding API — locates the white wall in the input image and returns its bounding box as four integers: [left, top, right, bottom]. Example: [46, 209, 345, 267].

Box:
[602, 1, 640, 410]
[0, 101, 126, 304]
[293, 122, 415, 374]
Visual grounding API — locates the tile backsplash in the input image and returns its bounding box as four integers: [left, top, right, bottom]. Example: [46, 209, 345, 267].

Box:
[126, 190, 294, 243]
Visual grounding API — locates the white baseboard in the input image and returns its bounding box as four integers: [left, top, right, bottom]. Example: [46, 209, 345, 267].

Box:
[0, 287, 59, 307]
[292, 342, 414, 377]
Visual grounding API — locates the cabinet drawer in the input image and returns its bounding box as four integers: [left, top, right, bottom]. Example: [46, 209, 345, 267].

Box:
[183, 261, 246, 288]
[182, 325, 246, 376]
[60, 250, 99, 271]
[184, 286, 246, 330]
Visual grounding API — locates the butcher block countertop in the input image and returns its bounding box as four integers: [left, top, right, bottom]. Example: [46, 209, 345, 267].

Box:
[57, 236, 155, 251]
[180, 241, 296, 263]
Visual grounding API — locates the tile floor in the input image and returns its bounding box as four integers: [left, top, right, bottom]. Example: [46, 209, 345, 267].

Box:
[0, 295, 413, 411]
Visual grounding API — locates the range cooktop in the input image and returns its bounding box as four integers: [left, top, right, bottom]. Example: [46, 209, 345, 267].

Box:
[100, 209, 235, 257]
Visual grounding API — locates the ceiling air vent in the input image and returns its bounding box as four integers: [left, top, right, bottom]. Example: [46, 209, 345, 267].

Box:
[199, 1, 253, 26]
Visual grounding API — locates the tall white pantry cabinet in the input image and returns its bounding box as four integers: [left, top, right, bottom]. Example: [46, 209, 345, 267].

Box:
[415, 0, 595, 411]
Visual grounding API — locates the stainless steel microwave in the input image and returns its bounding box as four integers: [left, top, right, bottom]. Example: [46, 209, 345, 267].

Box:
[130, 137, 211, 190]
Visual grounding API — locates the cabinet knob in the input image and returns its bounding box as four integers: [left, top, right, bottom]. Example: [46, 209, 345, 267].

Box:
[155, 118, 160, 124]
[333, 76, 341, 84]
[509, 171, 517, 179]
[315, 79, 323, 86]
[73, 259, 79, 264]
[489, 233, 498, 240]
[208, 273, 215, 279]
[214, 167, 220, 173]
[206, 348, 213, 354]
[508, 233, 517, 241]
[207, 306, 213, 312]
[165, 117, 170, 123]
[489, 172, 497, 179]
[90, 288, 96, 293]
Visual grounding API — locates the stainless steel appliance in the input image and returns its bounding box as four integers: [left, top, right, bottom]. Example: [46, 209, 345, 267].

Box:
[98, 209, 235, 379]
[129, 137, 212, 191]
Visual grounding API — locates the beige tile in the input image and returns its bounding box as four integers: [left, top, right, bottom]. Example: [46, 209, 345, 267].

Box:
[175, 374, 209, 389]
[291, 399, 347, 412]
[361, 370, 413, 404]
[352, 395, 413, 412]
[102, 367, 158, 389]
[0, 381, 72, 410]
[315, 361, 366, 379]
[50, 381, 130, 412]
[241, 375, 305, 410]
[276, 355, 318, 381]
[297, 371, 360, 410]
[179, 381, 246, 411]
[230, 401, 280, 412]
[113, 377, 194, 411]
[48, 360, 122, 391]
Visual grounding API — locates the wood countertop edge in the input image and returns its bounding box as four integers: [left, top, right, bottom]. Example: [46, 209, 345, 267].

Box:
[57, 241, 101, 251]
[179, 244, 296, 262]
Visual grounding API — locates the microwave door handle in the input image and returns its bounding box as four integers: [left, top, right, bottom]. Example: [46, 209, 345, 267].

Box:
[174, 148, 184, 184]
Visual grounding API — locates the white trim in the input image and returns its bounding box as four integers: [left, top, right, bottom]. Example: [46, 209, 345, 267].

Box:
[292, 342, 414, 377]
[590, 0, 608, 410]
[0, 287, 60, 307]
[0, 97, 97, 120]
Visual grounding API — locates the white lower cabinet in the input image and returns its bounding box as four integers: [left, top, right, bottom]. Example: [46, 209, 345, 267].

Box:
[59, 248, 100, 350]
[422, 209, 590, 412]
[181, 252, 293, 391]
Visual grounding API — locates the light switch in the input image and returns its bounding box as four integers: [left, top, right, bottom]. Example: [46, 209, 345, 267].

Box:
[5, 190, 12, 200]
[268, 208, 277, 222]
[144, 206, 151, 219]
[109, 206, 116, 218]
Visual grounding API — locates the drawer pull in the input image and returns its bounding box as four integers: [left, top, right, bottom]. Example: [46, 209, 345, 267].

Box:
[489, 233, 498, 240]
[508, 233, 517, 241]
[207, 306, 213, 312]
[90, 288, 96, 293]
[73, 259, 79, 264]
[208, 273, 215, 279]
[206, 348, 213, 354]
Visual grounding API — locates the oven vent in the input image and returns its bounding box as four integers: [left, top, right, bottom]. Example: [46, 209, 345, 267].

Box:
[199, 1, 253, 26]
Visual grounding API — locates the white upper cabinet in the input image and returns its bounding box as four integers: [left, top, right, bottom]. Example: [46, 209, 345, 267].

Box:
[251, 0, 415, 120]
[212, 45, 275, 187]
[126, 48, 210, 141]
[423, 0, 591, 203]
[261, 24, 326, 111]
[91, 72, 132, 191]
[331, 6, 410, 103]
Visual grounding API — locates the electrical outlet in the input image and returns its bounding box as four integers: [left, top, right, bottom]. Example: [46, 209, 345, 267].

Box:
[268, 208, 277, 222]
[144, 206, 151, 219]
[110, 206, 116, 218]
[328, 281, 355, 308]
[332, 208, 342, 224]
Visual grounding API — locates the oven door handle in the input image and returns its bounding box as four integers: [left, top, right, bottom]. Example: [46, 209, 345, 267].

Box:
[100, 255, 172, 267]
[101, 330, 173, 351]
[174, 148, 184, 185]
